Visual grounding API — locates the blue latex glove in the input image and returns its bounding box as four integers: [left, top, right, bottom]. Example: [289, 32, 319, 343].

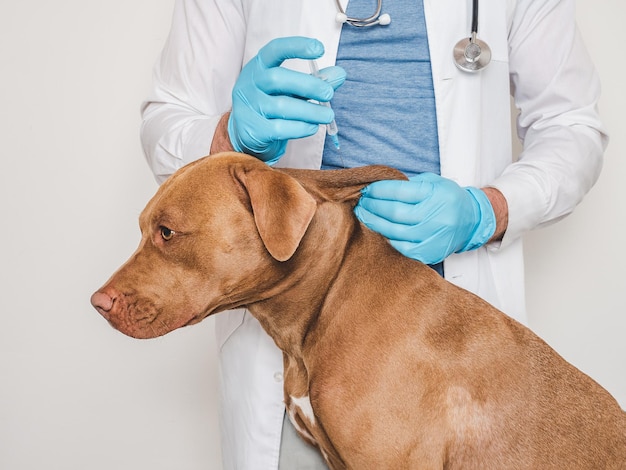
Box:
[354, 173, 496, 265]
[228, 37, 346, 163]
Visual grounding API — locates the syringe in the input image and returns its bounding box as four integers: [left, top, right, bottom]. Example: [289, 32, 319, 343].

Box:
[309, 60, 340, 150]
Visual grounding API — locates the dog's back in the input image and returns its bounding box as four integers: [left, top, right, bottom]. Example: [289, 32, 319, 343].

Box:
[92, 154, 626, 469]
[277, 164, 626, 469]
[293, 218, 626, 468]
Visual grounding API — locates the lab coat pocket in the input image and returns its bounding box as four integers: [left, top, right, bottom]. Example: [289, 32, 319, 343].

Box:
[215, 307, 247, 350]
[479, 0, 511, 64]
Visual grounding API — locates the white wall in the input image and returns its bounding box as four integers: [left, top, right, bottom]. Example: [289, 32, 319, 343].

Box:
[0, 1, 623, 469]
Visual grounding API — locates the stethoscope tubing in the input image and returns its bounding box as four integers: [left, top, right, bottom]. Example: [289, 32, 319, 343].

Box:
[471, 0, 479, 35]
[454, 0, 491, 72]
[334, 0, 384, 27]
[335, 0, 491, 71]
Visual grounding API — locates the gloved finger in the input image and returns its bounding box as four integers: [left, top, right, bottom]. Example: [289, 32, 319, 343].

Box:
[257, 37, 324, 68]
[257, 66, 336, 102]
[354, 204, 420, 242]
[251, 94, 335, 124]
[407, 172, 443, 183]
[357, 196, 423, 226]
[258, 118, 324, 143]
[315, 66, 347, 91]
[230, 118, 320, 160]
[360, 177, 435, 204]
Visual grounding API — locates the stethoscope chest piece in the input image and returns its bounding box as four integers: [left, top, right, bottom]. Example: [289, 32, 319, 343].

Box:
[454, 33, 491, 73]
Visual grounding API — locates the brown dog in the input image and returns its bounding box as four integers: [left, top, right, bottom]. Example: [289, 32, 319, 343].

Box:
[91, 152, 626, 469]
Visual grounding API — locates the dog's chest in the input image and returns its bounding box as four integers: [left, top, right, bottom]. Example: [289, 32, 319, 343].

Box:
[286, 394, 316, 441]
[282, 357, 333, 461]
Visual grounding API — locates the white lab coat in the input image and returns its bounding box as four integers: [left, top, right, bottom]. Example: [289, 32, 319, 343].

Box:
[140, 1, 606, 468]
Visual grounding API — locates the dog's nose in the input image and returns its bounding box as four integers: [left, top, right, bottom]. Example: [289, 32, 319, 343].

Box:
[91, 291, 114, 319]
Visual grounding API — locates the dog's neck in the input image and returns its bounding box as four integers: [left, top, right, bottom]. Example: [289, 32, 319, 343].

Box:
[245, 200, 353, 353]
[245, 198, 432, 360]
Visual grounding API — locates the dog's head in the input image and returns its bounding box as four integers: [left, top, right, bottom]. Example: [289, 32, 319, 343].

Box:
[91, 152, 405, 339]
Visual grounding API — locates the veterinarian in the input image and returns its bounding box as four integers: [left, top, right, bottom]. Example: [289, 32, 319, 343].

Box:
[140, 0, 606, 468]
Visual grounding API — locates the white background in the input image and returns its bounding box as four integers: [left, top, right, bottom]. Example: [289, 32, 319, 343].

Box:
[0, 1, 624, 469]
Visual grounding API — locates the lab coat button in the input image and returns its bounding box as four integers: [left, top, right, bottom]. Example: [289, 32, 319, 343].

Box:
[274, 372, 284, 382]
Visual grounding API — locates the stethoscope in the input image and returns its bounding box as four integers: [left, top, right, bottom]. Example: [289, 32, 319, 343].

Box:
[452, 0, 491, 72]
[334, 0, 391, 27]
[334, 0, 491, 72]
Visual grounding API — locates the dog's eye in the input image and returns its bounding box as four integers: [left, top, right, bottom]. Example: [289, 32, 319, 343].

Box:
[159, 226, 175, 241]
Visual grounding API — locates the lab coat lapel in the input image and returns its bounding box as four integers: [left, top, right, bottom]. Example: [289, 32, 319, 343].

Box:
[423, 0, 513, 186]
[423, 0, 469, 81]
[423, 0, 470, 184]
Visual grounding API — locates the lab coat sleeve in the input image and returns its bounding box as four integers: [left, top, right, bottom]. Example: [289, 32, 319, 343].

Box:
[140, 0, 246, 183]
[492, 0, 608, 246]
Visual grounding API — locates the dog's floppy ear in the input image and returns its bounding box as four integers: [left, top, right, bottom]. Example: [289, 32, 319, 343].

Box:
[278, 165, 408, 205]
[239, 166, 317, 262]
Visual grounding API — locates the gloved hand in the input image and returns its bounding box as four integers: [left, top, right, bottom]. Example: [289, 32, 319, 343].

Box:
[354, 173, 496, 265]
[228, 36, 346, 163]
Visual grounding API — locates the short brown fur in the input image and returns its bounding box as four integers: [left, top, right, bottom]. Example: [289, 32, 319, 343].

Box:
[92, 152, 626, 469]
